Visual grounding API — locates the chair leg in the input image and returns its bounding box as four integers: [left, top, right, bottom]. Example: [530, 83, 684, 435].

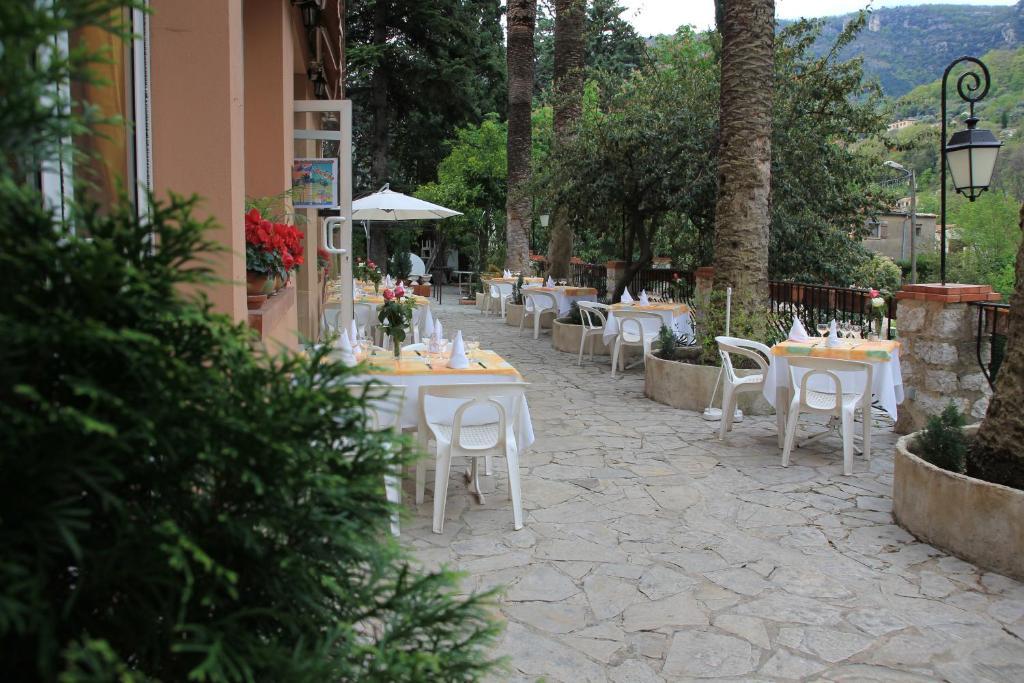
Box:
[519, 310, 526, 335]
[578, 331, 587, 366]
[416, 458, 427, 505]
[506, 447, 524, 530]
[861, 405, 872, 463]
[781, 403, 801, 467]
[611, 339, 620, 377]
[841, 409, 855, 476]
[533, 312, 541, 340]
[384, 472, 401, 537]
[719, 386, 735, 441]
[432, 450, 453, 534]
[776, 399, 787, 450]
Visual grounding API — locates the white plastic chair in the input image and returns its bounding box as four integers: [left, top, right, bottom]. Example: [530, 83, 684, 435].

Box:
[520, 290, 558, 339]
[576, 301, 609, 365]
[715, 336, 773, 442]
[418, 383, 528, 534]
[354, 302, 376, 342]
[781, 357, 873, 476]
[487, 282, 512, 318]
[349, 383, 405, 536]
[610, 310, 661, 377]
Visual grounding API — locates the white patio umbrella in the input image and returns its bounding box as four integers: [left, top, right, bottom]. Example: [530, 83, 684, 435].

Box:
[352, 183, 461, 264]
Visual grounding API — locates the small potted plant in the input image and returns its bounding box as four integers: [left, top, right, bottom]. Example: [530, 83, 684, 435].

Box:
[244, 208, 304, 298]
[355, 258, 383, 293]
[317, 247, 331, 282]
[378, 284, 416, 358]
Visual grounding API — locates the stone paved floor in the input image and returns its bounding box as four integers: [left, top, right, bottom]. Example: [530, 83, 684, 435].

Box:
[402, 299, 1024, 682]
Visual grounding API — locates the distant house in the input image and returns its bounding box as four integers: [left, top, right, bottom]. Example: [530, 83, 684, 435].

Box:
[887, 118, 919, 131]
[863, 202, 937, 261]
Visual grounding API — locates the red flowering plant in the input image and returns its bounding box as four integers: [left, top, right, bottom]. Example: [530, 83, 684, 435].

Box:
[244, 208, 304, 281]
[378, 284, 416, 358]
[317, 247, 331, 275]
[354, 257, 383, 293]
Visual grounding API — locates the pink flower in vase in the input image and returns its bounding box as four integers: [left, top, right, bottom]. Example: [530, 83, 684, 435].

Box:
[382, 288, 395, 301]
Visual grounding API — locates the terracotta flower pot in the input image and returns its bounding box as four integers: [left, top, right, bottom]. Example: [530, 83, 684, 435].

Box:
[274, 274, 284, 293]
[246, 271, 270, 296]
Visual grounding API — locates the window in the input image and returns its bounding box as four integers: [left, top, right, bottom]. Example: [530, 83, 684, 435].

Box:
[40, 5, 151, 226]
[866, 220, 881, 239]
[915, 223, 923, 236]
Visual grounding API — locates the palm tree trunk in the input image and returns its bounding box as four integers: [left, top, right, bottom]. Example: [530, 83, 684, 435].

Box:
[545, 0, 585, 279]
[368, 0, 389, 269]
[505, 0, 536, 274]
[973, 203, 1024, 488]
[712, 0, 774, 320]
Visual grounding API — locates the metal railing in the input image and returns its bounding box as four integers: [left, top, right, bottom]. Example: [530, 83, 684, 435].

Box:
[971, 301, 1010, 389]
[569, 262, 608, 298]
[768, 281, 897, 339]
[620, 268, 694, 302]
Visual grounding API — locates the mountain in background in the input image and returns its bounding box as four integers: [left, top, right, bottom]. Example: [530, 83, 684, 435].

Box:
[800, 2, 1024, 96]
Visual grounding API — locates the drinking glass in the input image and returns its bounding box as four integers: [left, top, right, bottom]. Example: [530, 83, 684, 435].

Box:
[848, 323, 861, 339]
[816, 322, 829, 338]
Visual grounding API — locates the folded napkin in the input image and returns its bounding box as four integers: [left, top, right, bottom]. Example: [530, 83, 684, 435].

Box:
[423, 307, 434, 337]
[826, 319, 842, 348]
[504, 269, 512, 278]
[788, 315, 811, 342]
[349, 318, 359, 343]
[447, 330, 470, 369]
[639, 289, 650, 306]
[546, 276, 555, 288]
[620, 286, 634, 304]
[336, 330, 357, 366]
[429, 319, 444, 353]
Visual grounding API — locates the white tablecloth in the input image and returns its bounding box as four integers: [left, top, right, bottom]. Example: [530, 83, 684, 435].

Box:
[352, 371, 535, 451]
[762, 349, 904, 420]
[603, 307, 694, 345]
[528, 287, 598, 316]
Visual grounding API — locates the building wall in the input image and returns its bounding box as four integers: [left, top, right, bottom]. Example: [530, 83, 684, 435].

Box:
[863, 211, 937, 262]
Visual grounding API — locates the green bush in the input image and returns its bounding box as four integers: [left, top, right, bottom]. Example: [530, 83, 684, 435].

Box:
[656, 324, 677, 360]
[916, 403, 968, 474]
[0, 3, 500, 680]
[853, 252, 902, 294]
[896, 252, 939, 284]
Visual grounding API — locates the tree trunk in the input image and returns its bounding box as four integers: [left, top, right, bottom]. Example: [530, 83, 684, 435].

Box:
[368, 0, 389, 269]
[545, 0, 585, 279]
[973, 203, 1024, 488]
[505, 0, 536, 274]
[711, 0, 774, 322]
[612, 209, 653, 302]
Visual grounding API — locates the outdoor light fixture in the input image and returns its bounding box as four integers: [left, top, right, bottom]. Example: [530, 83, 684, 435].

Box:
[293, 0, 324, 30]
[539, 213, 550, 228]
[939, 56, 1001, 284]
[307, 60, 326, 98]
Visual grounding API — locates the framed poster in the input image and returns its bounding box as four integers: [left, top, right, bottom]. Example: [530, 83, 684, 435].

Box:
[291, 157, 339, 209]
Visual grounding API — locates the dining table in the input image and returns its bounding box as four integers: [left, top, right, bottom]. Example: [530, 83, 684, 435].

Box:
[762, 337, 904, 421]
[346, 346, 535, 504]
[602, 302, 693, 346]
[529, 285, 599, 316]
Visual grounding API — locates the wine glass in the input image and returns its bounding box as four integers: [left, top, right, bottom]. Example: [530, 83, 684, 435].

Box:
[816, 322, 829, 338]
[465, 336, 480, 354]
[848, 322, 861, 340]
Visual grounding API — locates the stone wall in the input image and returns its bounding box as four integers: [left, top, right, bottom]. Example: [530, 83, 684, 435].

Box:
[894, 284, 999, 434]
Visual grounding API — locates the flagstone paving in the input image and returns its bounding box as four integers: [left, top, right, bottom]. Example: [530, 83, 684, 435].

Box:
[402, 300, 1024, 682]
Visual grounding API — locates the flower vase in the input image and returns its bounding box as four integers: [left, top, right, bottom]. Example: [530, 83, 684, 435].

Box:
[392, 337, 401, 359]
[374, 283, 380, 294]
[873, 317, 883, 340]
[246, 271, 270, 296]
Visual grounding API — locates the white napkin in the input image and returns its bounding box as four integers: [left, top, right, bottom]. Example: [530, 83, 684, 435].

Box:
[504, 269, 511, 278]
[336, 330, 357, 366]
[620, 286, 634, 304]
[788, 316, 810, 342]
[546, 275, 555, 287]
[826, 319, 842, 348]
[433, 319, 443, 342]
[639, 289, 650, 306]
[423, 307, 434, 338]
[349, 318, 359, 343]
[447, 330, 470, 369]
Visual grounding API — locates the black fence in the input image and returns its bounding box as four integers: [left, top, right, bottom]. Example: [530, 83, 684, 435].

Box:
[625, 268, 694, 302]
[570, 262, 608, 298]
[768, 282, 897, 340]
[971, 301, 1010, 389]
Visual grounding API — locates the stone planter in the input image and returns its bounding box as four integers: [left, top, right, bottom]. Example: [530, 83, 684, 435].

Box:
[476, 292, 485, 310]
[644, 352, 774, 415]
[505, 303, 554, 330]
[894, 426, 1024, 580]
[551, 319, 609, 356]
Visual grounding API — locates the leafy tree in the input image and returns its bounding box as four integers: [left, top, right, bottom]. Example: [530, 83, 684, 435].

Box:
[974, 203, 1024, 489]
[346, 0, 506, 264]
[948, 190, 1022, 295]
[0, 2, 500, 680]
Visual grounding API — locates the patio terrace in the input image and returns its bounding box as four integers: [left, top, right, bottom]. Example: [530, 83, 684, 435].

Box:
[401, 297, 1024, 682]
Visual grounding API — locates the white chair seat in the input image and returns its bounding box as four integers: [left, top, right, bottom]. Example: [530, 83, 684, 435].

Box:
[715, 336, 774, 442]
[734, 373, 764, 386]
[611, 310, 663, 377]
[428, 421, 502, 450]
[621, 329, 658, 343]
[802, 388, 858, 410]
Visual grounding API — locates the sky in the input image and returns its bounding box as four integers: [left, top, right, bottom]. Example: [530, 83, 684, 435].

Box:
[618, 0, 1021, 36]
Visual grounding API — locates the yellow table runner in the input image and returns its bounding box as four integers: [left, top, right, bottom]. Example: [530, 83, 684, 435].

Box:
[488, 276, 544, 284]
[772, 339, 900, 361]
[360, 349, 521, 377]
[327, 293, 431, 307]
[610, 302, 690, 316]
[534, 286, 598, 297]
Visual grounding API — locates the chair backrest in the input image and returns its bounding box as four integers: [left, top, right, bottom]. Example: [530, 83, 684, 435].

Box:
[349, 382, 405, 431]
[786, 357, 873, 410]
[523, 290, 557, 313]
[324, 307, 343, 333]
[418, 382, 529, 451]
[614, 310, 663, 338]
[353, 303, 376, 337]
[716, 336, 772, 383]
[577, 301, 608, 330]
[401, 342, 427, 352]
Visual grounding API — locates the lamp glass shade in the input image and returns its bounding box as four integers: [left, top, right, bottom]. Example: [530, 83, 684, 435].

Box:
[945, 127, 1001, 200]
[539, 214, 550, 227]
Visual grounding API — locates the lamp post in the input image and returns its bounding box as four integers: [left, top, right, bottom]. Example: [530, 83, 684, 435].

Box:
[939, 56, 1002, 285]
[884, 160, 918, 283]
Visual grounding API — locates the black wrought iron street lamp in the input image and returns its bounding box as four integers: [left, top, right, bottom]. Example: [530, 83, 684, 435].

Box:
[292, 0, 323, 30]
[939, 56, 1002, 284]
